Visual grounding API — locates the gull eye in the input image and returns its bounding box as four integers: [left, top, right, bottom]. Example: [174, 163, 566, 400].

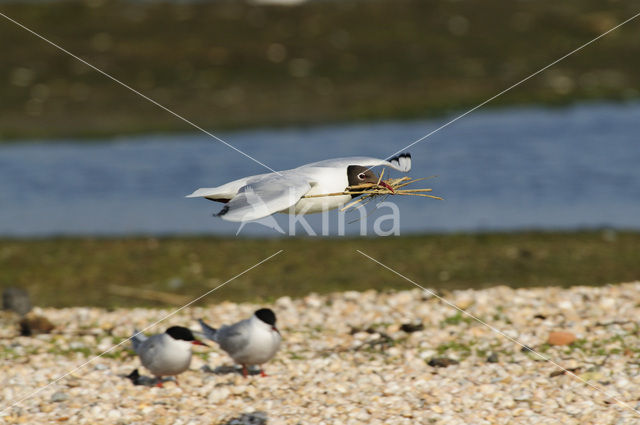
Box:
[358, 173, 366, 180]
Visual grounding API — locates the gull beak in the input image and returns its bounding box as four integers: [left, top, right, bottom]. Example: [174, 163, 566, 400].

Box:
[192, 339, 208, 347]
[378, 180, 395, 193]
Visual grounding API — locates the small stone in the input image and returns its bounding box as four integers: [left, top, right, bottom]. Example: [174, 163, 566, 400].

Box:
[400, 322, 424, 333]
[547, 331, 576, 346]
[107, 410, 122, 420]
[486, 352, 499, 363]
[455, 296, 474, 310]
[50, 391, 68, 403]
[427, 357, 459, 368]
[578, 371, 604, 381]
[513, 391, 531, 401]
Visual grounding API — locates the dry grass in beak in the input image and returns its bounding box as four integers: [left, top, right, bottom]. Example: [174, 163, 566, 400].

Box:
[302, 171, 442, 212]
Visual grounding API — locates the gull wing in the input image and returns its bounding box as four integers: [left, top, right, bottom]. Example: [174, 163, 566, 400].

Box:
[186, 172, 271, 202]
[217, 172, 313, 222]
[302, 152, 412, 173]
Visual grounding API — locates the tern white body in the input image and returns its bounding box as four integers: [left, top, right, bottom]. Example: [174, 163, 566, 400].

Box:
[132, 333, 193, 377]
[130, 326, 205, 386]
[227, 314, 281, 365]
[199, 308, 281, 376]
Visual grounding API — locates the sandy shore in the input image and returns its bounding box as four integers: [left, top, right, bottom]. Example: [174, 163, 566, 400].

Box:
[1, 282, 640, 424]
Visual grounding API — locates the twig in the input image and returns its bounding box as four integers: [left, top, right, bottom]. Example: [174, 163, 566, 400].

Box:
[300, 175, 442, 212]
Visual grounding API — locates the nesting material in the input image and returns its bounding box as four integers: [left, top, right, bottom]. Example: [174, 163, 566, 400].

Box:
[303, 171, 442, 212]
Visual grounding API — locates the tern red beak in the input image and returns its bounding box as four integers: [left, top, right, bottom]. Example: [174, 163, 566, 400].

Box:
[272, 326, 280, 335]
[379, 181, 395, 193]
[192, 339, 208, 347]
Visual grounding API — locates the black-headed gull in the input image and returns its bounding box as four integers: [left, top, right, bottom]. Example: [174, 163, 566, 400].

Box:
[187, 153, 411, 222]
[131, 326, 207, 387]
[198, 308, 282, 378]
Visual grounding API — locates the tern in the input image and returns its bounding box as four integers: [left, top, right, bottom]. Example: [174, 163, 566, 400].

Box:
[131, 326, 207, 387]
[187, 153, 411, 222]
[199, 308, 282, 377]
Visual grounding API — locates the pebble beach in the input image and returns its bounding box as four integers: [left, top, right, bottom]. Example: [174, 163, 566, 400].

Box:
[2, 282, 640, 424]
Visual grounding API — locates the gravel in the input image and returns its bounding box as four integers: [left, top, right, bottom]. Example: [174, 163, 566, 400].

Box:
[1, 282, 640, 424]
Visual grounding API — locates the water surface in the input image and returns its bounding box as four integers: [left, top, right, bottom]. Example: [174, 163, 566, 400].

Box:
[1, 102, 639, 236]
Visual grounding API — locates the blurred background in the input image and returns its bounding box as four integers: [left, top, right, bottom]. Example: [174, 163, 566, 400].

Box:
[1, 0, 639, 308]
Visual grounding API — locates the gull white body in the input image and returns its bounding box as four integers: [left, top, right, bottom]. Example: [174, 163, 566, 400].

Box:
[187, 154, 412, 221]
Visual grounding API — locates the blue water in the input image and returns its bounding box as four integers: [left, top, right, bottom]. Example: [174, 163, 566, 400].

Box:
[1, 102, 639, 236]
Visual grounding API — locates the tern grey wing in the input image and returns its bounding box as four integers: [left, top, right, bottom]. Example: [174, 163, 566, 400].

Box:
[131, 329, 148, 354]
[216, 320, 252, 357]
[217, 172, 312, 222]
[138, 335, 161, 368]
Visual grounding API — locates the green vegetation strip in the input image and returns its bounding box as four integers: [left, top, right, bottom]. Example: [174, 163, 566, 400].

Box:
[1, 0, 639, 140]
[1, 231, 639, 308]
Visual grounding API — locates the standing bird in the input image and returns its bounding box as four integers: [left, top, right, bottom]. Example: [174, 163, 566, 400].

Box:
[199, 308, 282, 377]
[187, 153, 411, 222]
[131, 326, 207, 387]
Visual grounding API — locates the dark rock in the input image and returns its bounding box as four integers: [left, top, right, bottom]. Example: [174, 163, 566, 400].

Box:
[349, 326, 383, 335]
[486, 352, 499, 363]
[428, 357, 459, 368]
[223, 411, 268, 425]
[549, 366, 580, 378]
[520, 345, 534, 353]
[2, 287, 31, 315]
[400, 323, 424, 333]
[19, 313, 54, 336]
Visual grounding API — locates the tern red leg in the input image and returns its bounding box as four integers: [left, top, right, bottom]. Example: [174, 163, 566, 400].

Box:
[155, 377, 164, 388]
[260, 369, 267, 377]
